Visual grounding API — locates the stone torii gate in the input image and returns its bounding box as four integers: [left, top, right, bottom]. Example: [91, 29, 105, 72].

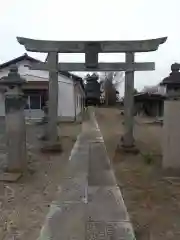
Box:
[17, 37, 167, 148]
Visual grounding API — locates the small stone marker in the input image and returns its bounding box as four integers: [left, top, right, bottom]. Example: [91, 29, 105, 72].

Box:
[38, 101, 49, 141]
[0, 66, 27, 181]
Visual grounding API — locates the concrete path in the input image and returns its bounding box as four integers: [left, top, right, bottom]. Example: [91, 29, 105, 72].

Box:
[37, 108, 135, 240]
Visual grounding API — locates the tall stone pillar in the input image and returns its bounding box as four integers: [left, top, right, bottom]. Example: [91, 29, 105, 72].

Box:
[0, 66, 27, 181]
[122, 52, 135, 148]
[163, 96, 180, 168]
[161, 63, 180, 169]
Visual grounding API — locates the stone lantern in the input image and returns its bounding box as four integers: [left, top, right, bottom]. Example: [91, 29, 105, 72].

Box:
[161, 63, 180, 169]
[0, 65, 27, 181]
[161, 63, 180, 97]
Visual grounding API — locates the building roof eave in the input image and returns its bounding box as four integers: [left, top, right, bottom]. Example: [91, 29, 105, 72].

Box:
[0, 54, 84, 90]
[0, 53, 41, 69]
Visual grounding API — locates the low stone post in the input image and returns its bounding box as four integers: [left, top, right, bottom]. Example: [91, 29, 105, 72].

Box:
[42, 101, 48, 123]
[39, 101, 49, 141]
[0, 66, 27, 181]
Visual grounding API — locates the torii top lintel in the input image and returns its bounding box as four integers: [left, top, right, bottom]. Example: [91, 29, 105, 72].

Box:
[17, 37, 167, 53]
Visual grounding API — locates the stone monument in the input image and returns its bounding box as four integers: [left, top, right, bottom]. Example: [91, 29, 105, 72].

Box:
[161, 63, 180, 168]
[0, 66, 27, 181]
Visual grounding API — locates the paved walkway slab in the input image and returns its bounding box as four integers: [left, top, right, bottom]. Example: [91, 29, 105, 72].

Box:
[87, 186, 129, 222]
[86, 221, 135, 240]
[38, 108, 136, 240]
[38, 202, 85, 240]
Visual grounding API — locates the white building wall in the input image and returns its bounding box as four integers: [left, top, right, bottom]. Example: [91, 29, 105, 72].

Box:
[75, 83, 85, 119]
[0, 60, 78, 120]
[58, 77, 75, 120]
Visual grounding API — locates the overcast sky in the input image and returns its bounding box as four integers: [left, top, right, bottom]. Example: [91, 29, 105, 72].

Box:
[0, 0, 180, 91]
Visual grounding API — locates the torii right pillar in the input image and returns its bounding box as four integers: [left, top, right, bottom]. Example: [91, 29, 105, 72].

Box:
[121, 38, 167, 149]
[122, 52, 135, 148]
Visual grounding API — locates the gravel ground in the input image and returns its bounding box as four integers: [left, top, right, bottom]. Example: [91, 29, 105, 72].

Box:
[96, 107, 180, 240]
[0, 119, 81, 240]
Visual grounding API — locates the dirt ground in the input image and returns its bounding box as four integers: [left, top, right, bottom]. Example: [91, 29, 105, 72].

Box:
[96, 107, 180, 240]
[0, 120, 81, 240]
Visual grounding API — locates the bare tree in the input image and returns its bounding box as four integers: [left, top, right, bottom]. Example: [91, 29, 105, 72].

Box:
[103, 72, 116, 105]
[100, 71, 125, 105]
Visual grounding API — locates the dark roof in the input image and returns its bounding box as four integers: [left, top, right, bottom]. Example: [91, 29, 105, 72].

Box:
[134, 92, 165, 100]
[0, 53, 84, 90]
[160, 72, 180, 86]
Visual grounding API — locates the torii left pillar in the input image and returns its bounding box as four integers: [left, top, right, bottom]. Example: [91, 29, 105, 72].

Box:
[47, 52, 59, 145]
[39, 52, 61, 152]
